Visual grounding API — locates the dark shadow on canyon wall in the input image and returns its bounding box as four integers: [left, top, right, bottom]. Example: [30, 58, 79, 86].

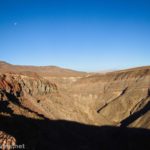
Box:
[0, 91, 150, 150]
[120, 101, 150, 127]
[0, 101, 14, 114]
[0, 114, 150, 150]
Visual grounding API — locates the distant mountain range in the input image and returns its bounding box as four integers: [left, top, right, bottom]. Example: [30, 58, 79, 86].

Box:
[0, 61, 86, 77]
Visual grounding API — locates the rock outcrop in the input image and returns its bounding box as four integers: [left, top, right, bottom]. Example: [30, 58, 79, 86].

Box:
[0, 73, 57, 97]
[0, 131, 16, 150]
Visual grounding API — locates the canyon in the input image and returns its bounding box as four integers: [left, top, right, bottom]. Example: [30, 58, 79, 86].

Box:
[0, 61, 150, 150]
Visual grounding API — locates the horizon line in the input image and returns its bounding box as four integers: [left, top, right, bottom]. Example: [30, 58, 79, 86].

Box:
[0, 60, 150, 73]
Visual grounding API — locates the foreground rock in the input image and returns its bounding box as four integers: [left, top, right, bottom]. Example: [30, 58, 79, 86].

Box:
[0, 131, 16, 150]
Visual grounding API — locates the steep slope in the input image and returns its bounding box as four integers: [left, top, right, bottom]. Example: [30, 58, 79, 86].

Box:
[0, 73, 57, 119]
[0, 72, 104, 124]
[71, 67, 150, 127]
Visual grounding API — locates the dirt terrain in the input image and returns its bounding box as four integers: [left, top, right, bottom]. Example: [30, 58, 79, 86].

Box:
[0, 61, 150, 150]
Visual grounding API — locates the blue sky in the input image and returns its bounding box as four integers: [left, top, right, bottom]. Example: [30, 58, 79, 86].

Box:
[0, 0, 150, 71]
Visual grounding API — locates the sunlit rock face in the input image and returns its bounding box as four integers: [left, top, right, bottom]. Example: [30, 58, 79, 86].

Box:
[0, 66, 150, 127]
[0, 73, 57, 97]
[70, 67, 150, 126]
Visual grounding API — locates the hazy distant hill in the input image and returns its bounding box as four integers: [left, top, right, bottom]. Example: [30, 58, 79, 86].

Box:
[0, 61, 86, 77]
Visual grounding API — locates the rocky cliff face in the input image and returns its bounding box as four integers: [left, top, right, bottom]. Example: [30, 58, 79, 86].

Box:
[0, 73, 58, 120]
[71, 67, 150, 127]
[0, 73, 57, 97]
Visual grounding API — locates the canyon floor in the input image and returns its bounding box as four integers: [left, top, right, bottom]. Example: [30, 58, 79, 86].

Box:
[0, 61, 150, 150]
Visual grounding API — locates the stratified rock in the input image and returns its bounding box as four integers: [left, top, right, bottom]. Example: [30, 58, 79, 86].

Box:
[0, 131, 16, 150]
